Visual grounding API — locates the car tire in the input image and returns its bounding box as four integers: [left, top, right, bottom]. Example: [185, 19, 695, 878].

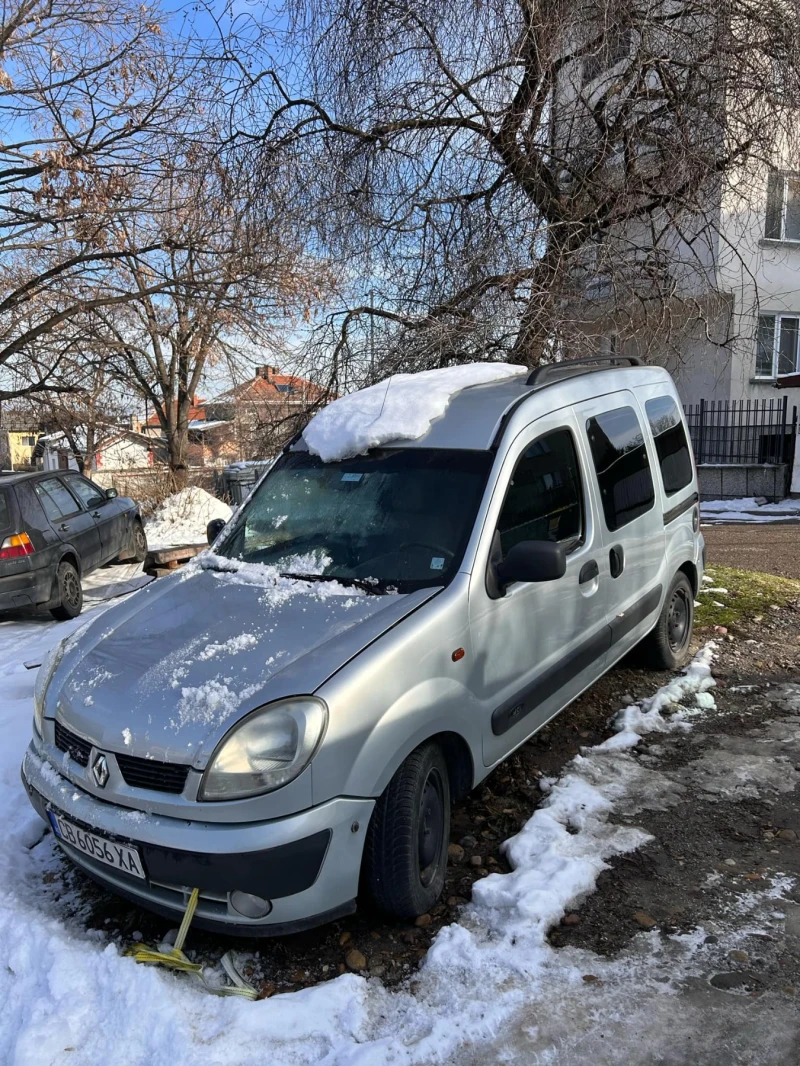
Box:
[130, 520, 148, 563]
[641, 571, 694, 670]
[362, 741, 450, 919]
[50, 560, 83, 621]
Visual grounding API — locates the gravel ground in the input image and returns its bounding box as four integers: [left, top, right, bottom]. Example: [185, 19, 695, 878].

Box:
[703, 524, 800, 579]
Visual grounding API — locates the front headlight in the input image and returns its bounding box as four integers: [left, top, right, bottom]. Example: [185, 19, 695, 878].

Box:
[33, 638, 69, 737]
[198, 696, 328, 801]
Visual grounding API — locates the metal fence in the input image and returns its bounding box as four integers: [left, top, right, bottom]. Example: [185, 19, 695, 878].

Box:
[683, 397, 798, 467]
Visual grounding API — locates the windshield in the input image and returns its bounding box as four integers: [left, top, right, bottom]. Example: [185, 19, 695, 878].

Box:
[217, 448, 493, 593]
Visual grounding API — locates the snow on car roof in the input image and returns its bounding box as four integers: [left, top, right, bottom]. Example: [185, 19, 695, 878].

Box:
[303, 363, 526, 462]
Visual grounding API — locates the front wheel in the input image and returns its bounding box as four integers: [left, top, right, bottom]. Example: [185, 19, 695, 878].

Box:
[362, 741, 450, 919]
[130, 520, 148, 563]
[50, 560, 83, 621]
[640, 571, 694, 670]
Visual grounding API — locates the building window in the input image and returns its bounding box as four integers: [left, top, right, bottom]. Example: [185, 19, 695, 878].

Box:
[765, 172, 800, 241]
[586, 406, 655, 530]
[756, 313, 800, 378]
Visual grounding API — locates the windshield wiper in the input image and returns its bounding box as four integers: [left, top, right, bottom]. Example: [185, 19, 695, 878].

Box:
[280, 572, 389, 595]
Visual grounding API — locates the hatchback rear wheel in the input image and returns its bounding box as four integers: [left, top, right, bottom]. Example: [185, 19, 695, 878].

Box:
[362, 741, 450, 919]
[640, 571, 694, 670]
[50, 560, 83, 621]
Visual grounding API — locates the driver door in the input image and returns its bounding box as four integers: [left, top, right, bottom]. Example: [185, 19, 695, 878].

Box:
[468, 410, 610, 767]
[61, 475, 120, 564]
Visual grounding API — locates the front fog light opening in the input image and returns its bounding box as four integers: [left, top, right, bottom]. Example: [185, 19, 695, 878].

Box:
[229, 890, 272, 919]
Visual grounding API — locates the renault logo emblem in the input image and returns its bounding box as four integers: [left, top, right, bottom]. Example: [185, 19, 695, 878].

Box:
[92, 753, 109, 788]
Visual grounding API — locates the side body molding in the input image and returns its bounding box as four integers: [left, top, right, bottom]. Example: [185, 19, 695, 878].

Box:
[491, 584, 663, 736]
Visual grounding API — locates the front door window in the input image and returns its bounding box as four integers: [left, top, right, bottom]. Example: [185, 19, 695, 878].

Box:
[495, 429, 584, 558]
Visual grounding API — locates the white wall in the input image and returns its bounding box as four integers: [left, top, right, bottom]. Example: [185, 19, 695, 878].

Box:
[95, 436, 152, 471]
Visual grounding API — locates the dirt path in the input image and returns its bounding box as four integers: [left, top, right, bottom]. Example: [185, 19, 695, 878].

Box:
[703, 523, 800, 579]
[462, 610, 800, 1065]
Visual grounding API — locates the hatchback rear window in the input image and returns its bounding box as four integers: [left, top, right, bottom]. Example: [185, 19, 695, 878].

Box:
[586, 405, 655, 530]
[0, 490, 10, 531]
[644, 395, 693, 495]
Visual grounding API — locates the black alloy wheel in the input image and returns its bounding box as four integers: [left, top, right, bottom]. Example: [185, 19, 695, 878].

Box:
[50, 560, 83, 620]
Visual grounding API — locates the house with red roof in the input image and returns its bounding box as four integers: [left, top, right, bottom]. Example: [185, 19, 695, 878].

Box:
[139, 366, 325, 468]
[203, 365, 326, 460]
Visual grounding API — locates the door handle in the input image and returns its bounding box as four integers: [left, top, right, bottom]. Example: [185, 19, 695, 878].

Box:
[92, 511, 101, 518]
[609, 544, 625, 578]
[59, 523, 69, 532]
[579, 560, 599, 584]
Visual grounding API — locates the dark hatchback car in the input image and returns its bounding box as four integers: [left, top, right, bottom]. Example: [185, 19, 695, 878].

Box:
[0, 471, 147, 620]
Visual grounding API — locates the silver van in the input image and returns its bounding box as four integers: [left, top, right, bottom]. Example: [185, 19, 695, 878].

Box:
[22, 358, 703, 934]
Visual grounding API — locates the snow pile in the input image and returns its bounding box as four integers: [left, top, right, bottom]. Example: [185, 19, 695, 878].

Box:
[303, 362, 525, 462]
[0, 620, 722, 1065]
[145, 487, 232, 549]
[600, 644, 716, 750]
[701, 497, 800, 524]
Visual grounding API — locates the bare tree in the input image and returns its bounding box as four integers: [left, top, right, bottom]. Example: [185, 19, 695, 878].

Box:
[0, 0, 199, 400]
[270, 0, 800, 386]
[89, 144, 321, 488]
[24, 349, 129, 472]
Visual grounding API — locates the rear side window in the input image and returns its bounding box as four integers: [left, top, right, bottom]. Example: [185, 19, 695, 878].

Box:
[496, 429, 583, 555]
[586, 406, 655, 530]
[35, 478, 81, 521]
[644, 396, 693, 496]
[0, 490, 10, 532]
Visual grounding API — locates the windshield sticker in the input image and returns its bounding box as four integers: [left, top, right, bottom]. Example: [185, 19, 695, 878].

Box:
[341, 472, 363, 482]
[430, 557, 445, 570]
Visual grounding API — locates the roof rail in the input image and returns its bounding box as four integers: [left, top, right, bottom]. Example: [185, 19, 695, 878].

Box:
[525, 355, 643, 388]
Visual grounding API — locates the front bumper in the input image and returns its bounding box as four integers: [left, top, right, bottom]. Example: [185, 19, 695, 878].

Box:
[22, 745, 374, 935]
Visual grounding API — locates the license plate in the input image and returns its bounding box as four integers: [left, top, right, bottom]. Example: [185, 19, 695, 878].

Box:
[48, 811, 145, 879]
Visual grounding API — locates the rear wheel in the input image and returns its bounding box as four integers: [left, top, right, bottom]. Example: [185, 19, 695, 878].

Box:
[362, 741, 450, 919]
[50, 560, 83, 621]
[640, 571, 694, 670]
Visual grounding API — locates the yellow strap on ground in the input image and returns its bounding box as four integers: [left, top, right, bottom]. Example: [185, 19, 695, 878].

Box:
[123, 887, 259, 999]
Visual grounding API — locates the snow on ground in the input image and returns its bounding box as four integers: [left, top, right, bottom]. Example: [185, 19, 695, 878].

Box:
[701, 497, 800, 524]
[1, 603, 762, 1066]
[144, 487, 232, 550]
[303, 363, 525, 462]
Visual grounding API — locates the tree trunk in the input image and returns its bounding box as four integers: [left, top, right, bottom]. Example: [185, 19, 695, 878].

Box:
[83, 423, 96, 475]
[167, 391, 191, 491]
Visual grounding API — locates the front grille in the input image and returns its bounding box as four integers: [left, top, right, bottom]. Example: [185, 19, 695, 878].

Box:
[54, 721, 190, 794]
[116, 753, 190, 795]
[54, 721, 91, 767]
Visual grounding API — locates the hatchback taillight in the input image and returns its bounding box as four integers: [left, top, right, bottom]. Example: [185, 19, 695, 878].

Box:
[0, 533, 35, 559]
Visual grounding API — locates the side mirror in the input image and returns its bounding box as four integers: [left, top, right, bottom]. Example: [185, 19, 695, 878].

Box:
[105, 487, 118, 499]
[207, 518, 227, 545]
[495, 540, 567, 587]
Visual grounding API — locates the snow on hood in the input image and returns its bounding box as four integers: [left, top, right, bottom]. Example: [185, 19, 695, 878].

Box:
[48, 555, 438, 766]
[303, 362, 525, 462]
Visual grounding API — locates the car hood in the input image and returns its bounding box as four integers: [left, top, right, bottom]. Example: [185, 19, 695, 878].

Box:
[49, 561, 438, 767]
